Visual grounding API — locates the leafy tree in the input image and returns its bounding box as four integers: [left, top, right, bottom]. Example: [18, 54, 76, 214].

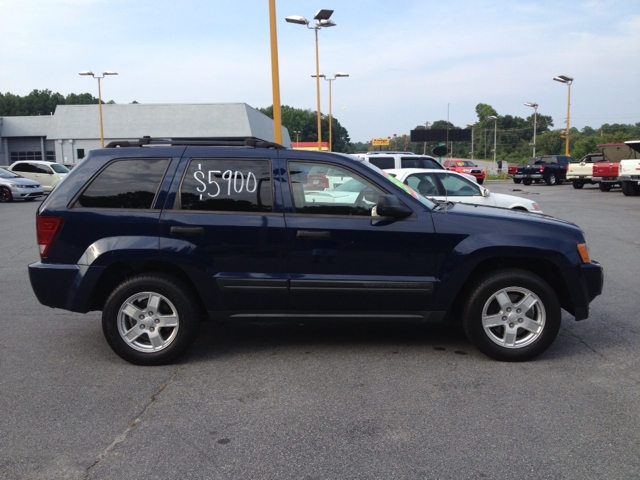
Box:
[258, 105, 351, 153]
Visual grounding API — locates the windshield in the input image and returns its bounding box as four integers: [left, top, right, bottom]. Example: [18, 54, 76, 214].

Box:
[453, 161, 475, 167]
[50, 164, 70, 174]
[358, 160, 436, 209]
[0, 168, 20, 178]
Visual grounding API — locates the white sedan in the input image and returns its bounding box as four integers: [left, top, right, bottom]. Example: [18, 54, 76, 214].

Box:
[385, 168, 543, 213]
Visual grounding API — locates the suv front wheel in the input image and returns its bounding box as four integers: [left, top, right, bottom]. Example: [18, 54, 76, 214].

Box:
[462, 269, 561, 361]
[102, 274, 200, 365]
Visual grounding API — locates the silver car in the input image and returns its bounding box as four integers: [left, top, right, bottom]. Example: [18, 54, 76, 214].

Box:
[0, 168, 45, 202]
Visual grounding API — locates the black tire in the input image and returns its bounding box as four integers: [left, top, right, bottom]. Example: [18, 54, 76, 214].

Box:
[513, 178, 522, 184]
[477, 179, 484, 185]
[0, 187, 13, 203]
[545, 173, 557, 186]
[572, 180, 584, 189]
[462, 269, 561, 362]
[522, 179, 532, 186]
[599, 183, 612, 192]
[621, 181, 640, 196]
[102, 273, 201, 365]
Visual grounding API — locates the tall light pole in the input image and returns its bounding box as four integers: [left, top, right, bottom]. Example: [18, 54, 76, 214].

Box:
[286, 10, 336, 151]
[79, 70, 117, 148]
[524, 102, 538, 157]
[488, 115, 498, 169]
[466, 123, 474, 160]
[293, 130, 301, 148]
[312, 72, 348, 152]
[268, 0, 283, 145]
[553, 75, 573, 156]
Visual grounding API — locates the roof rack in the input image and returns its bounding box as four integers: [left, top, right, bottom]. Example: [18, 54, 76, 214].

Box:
[105, 136, 286, 149]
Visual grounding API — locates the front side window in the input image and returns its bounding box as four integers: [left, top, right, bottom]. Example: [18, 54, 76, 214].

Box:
[180, 158, 272, 213]
[32, 164, 52, 174]
[76, 158, 169, 209]
[289, 161, 386, 216]
[436, 173, 481, 196]
[50, 164, 70, 174]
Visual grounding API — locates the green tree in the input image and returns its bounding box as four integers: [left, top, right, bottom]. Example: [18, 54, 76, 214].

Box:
[258, 105, 351, 152]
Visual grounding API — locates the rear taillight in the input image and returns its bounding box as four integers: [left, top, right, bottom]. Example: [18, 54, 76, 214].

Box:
[539, 166, 545, 172]
[36, 216, 64, 258]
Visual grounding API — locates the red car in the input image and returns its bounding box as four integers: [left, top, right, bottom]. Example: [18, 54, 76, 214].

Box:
[442, 159, 486, 184]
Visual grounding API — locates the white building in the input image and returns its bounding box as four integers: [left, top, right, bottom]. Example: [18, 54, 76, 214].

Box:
[0, 103, 291, 165]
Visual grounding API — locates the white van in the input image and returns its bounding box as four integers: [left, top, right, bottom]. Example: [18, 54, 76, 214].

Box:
[351, 152, 477, 183]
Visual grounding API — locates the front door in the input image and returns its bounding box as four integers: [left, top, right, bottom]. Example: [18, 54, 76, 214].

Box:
[282, 159, 437, 315]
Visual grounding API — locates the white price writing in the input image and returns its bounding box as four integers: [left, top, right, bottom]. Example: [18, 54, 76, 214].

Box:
[194, 164, 258, 200]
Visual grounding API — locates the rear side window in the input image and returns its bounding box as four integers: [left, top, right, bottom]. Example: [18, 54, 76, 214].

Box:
[402, 157, 443, 169]
[76, 158, 169, 209]
[12, 163, 31, 172]
[368, 157, 395, 169]
[180, 158, 272, 213]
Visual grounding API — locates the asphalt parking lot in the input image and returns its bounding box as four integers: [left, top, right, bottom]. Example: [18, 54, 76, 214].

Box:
[1, 181, 639, 480]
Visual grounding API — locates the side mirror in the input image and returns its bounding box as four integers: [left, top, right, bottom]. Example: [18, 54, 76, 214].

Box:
[481, 187, 490, 197]
[376, 195, 413, 219]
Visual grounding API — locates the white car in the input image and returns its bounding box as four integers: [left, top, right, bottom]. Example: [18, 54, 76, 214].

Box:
[7, 161, 70, 193]
[385, 168, 543, 213]
[0, 167, 45, 202]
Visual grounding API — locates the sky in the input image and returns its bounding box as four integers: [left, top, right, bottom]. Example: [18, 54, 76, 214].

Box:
[1, 0, 639, 143]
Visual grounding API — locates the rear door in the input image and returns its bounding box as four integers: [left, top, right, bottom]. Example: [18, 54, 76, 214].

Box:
[159, 147, 288, 314]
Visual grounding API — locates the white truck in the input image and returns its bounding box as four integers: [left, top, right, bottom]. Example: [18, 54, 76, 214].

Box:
[617, 140, 640, 196]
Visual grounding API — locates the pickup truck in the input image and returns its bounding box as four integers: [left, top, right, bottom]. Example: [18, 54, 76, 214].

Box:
[442, 159, 486, 184]
[619, 140, 640, 196]
[514, 155, 576, 186]
[567, 153, 606, 189]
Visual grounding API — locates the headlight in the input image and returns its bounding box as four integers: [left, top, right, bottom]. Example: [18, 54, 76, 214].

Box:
[463, 169, 471, 172]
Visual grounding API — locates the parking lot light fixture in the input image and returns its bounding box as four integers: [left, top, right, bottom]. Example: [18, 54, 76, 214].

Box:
[286, 9, 336, 151]
[524, 103, 539, 157]
[487, 115, 498, 168]
[553, 75, 573, 156]
[313, 72, 348, 152]
[466, 124, 474, 160]
[79, 70, 118, 148]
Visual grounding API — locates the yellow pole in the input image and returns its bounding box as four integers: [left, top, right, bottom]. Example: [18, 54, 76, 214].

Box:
[328, 79, 332, 152]
[97, 77, 104, 148]
[268, 0, 283, 145]
[314, 28, 322, 150]
[565, 83, 571, 156]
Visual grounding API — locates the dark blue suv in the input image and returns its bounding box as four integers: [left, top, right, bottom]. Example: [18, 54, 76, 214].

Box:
[29, 137, 603, 365]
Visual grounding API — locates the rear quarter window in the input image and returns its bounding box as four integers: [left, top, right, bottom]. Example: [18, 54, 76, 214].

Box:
[75, 158, 169, 209]
[179, 158, 272, 213]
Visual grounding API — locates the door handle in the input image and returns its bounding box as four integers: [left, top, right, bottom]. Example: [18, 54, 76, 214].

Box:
[170, 226, 204, 236]
[297, 230, 331, 240]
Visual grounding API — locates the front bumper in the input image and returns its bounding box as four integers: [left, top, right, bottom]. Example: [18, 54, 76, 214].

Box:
[572, 261, 604, 321]
[11, 186, 44, 200]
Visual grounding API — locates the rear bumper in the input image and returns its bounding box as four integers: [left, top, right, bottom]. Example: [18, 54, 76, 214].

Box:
[514, 173, 542, 179]
[29, 262, 105, 313]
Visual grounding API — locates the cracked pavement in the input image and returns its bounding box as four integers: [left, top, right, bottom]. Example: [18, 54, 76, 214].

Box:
[1, 181, 639, 479]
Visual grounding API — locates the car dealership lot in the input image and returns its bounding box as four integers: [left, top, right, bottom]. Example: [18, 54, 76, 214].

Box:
[1, 183, 639, 479]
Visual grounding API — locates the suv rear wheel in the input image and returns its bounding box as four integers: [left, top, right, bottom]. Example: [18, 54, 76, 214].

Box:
[462, 269, 561, 361]
[102, 274, 200, 365]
